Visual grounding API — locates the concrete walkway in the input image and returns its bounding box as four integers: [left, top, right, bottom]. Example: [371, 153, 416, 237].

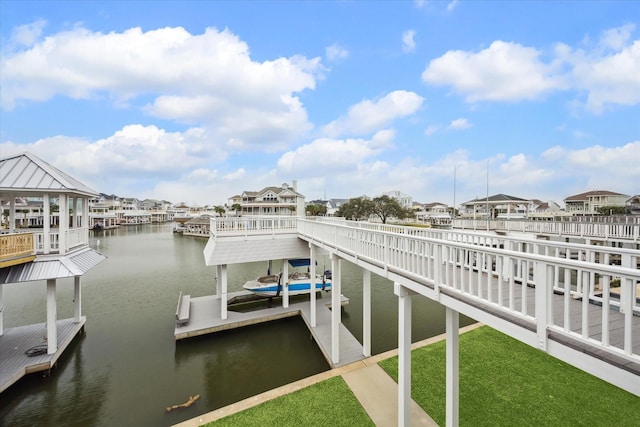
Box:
[342, 361, 437, 426]
[174, 323, 483, 426]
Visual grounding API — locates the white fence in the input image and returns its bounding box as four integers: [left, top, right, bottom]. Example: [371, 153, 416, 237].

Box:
[454, 218, 640, 241]
[297, 218, 640, 364]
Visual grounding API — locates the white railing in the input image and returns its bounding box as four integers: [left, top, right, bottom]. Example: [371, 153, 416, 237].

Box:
[32, 227, 87, 253]
[297, 218, 640, 363]
[210, 216, 300, 238]
[454, 219, 640, 241]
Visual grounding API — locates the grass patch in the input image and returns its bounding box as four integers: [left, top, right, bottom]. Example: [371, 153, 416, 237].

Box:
[207, 376, 374, 426]
[379, 326, 640, 426]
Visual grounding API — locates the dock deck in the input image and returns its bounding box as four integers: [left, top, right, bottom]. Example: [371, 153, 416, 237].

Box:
[174, 291, 365, 368]
[0, 317, 86, 393]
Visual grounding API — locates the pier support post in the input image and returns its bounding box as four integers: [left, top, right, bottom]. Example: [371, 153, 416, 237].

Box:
[363, 269, 371, 357]
[216, 265, 222, 297]
[331, 254, 341, 364]
[446, 307, 459, 427]
[220, 264, 228, 320]
[46, 279, 58, 355]
[282, 259, 289, 308]
[73, 276, 82, 323]
[395, 282, 413, 427]
[309, 245, 317, 327]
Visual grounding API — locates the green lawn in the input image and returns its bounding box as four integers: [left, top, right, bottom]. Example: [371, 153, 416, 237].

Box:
[208, 326, 638, 426]
[207, 376, 374, 426]
[379, 326, 640, 426]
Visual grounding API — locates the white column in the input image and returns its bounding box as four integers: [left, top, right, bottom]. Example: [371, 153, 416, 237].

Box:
[74, 276, 82, 322]
[82, 197, 89, 242]
[47, 279, 58, 355]
[0, 284, 4, 336]
[363, 269, 371, 357]
[59, 194, 68, 254]
[395, 282, 412, 427]
[9, 198, 15, 232]
[43, 194, 51, 254]
[331, 253, 341, 364]
[220, 264, 228, 320]
[216, 265, 222, 297]
[446, 307, 460, 427]
[282, 259, 289, 308]
[309, 244, 317, 327]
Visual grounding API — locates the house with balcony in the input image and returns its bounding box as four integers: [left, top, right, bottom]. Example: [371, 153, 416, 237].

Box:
[0, 152, 105, 392]
[231, 182, 304, 216]
[416, 202, 452, 225]
[626, 195, 640, 215]
[459, 194, 531, 219]
[564, 190, 629, 216]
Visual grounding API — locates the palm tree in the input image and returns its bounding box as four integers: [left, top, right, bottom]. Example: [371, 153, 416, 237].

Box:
[231, 203, 242, 216]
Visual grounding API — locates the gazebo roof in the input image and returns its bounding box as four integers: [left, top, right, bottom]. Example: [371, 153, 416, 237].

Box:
[0, 152, 97, 197]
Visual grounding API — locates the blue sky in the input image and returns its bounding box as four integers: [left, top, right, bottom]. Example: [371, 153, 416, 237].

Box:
[1, 0, 639, 207]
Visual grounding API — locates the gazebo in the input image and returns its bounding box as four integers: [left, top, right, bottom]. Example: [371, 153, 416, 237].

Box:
[0, 152, 105, 392]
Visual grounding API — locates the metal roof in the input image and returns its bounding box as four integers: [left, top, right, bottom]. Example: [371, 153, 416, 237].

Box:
[0, 152, 98, 196]
[0, 247, 106, 284]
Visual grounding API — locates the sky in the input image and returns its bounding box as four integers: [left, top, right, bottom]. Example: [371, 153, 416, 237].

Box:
[1, 0, 639, 207]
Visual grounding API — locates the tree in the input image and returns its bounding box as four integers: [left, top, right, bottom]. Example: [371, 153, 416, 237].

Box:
[306, 203, 327, 216]
[231, 203, 242, 216]
[371, 195, 411, 224]
[597, 205, 627, 215]
[214, 206, 226, 217]
[288, 205, 297, 215]
[335, 197, 374, 220]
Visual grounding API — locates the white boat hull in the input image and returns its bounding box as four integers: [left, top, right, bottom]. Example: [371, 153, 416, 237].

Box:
[243, 273, 331, 297]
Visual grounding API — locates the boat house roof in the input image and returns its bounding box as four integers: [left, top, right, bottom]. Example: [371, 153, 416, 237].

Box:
[0, 152, 97, 197]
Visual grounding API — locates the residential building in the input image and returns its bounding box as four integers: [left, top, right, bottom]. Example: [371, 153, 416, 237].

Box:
[231, 182, 304, 216]
[383, 190, 413, 209]
[564, 190, 629, 215]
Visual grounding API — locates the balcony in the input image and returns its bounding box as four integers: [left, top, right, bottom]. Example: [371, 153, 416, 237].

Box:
[0, 232, 36, 268]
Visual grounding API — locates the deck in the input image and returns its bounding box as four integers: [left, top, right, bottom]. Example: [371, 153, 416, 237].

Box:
[0, 317, 86, 393]
[174, 291, 365, 368]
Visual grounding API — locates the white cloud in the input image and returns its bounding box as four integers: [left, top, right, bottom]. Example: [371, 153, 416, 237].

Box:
[277, 129, 395, 176]
[9, 19, 47, 47]
[447, 0, 459, 12]
[323, 90, 424, 137]
[326, 43, 349, 61]
[422, 41, 564, 102]
[423, 25, 640, 112]
[424, 125, 440, 136]
[0, 25, 322, 150]
[448, 118, 471, 130]
[402, 30, 416, 53]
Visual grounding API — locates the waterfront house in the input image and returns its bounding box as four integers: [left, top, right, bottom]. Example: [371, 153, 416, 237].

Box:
[564, 190, 629, 216]
[232, 182, 304, 216]
[626, 195, 640, 215]
[0, 152, 105, 392]
[382, 190, 413, 209]
[459, 193, 531, 219]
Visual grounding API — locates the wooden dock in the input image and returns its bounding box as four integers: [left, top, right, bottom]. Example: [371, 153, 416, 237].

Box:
[174, 291, 365, 368]
[0, 317, 86, 393]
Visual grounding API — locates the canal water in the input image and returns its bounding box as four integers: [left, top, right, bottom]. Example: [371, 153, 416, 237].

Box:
[1, 223, 474, 426]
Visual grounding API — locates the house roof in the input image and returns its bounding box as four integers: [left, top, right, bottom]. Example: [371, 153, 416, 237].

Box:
[565, 190, 629, 201]
[463, 193, 529, 204]
[0, 152, 97, 197]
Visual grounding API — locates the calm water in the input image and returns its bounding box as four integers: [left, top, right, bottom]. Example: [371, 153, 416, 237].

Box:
[1, 224, 473, 426]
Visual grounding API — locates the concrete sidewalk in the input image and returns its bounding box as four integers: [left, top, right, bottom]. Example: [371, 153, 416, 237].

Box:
[342, 362, 437, 426]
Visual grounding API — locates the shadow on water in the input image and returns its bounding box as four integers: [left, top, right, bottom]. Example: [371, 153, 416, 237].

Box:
[1, 331, 111, 427]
